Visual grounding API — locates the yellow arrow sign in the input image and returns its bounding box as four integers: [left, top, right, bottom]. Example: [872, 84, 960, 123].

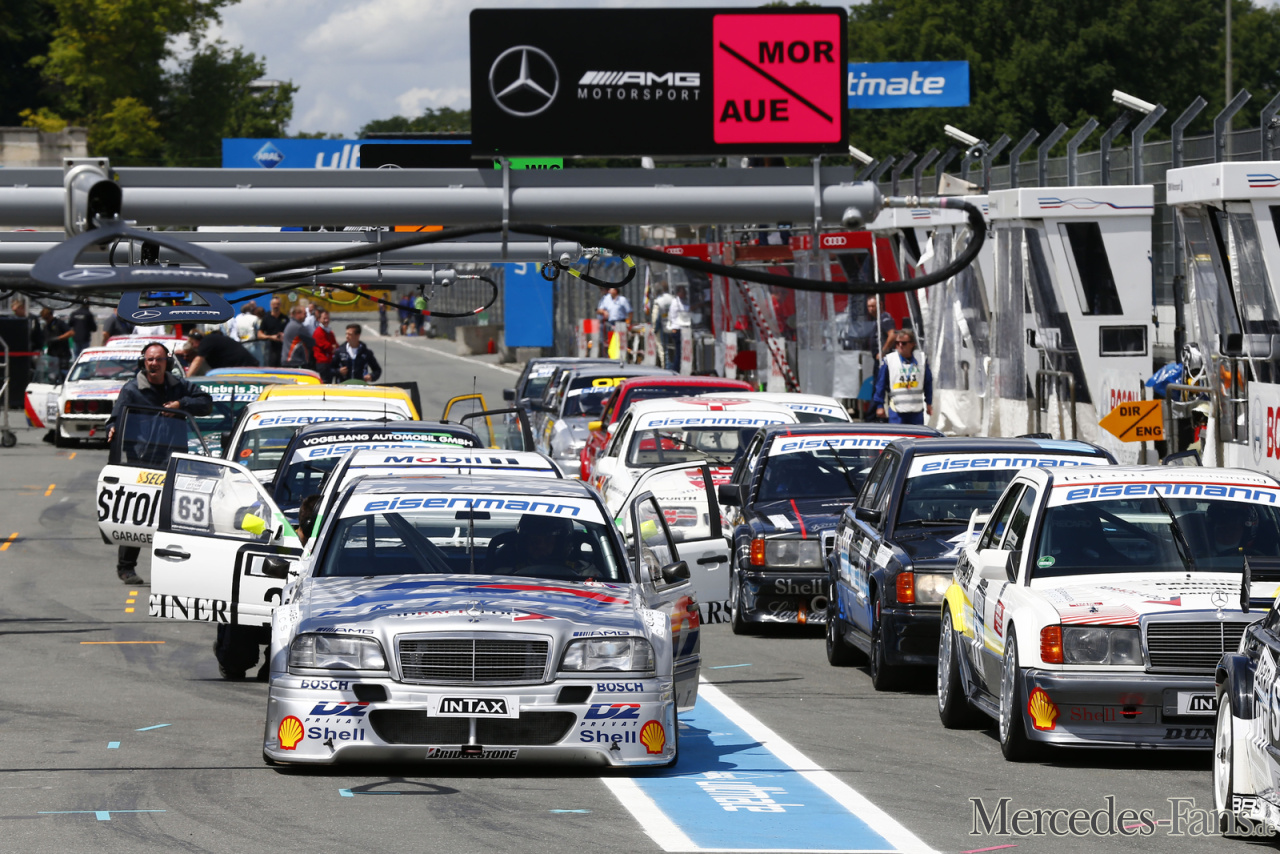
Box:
[1099, 400, 1164, 442]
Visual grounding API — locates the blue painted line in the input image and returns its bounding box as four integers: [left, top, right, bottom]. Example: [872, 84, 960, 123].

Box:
[339, 789, 352, 798]
[136, 724, 170, 732]
[631, 699, 896, 852]
[710, 663, 753, 669]
[107, 742, 120, 749]
[550, 809, 592, 814]
[339, 789, 404, 797]
[39, 810, 165, 822]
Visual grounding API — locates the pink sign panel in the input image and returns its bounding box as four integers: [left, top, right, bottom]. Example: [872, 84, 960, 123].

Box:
[712, 13, 845, 145]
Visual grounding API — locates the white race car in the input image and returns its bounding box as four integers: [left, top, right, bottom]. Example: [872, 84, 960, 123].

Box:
[592, 396, 799, 514]
[715, 392, 851, 423]
[27, 341, 181, 446]
[939, 466, 1275, 759]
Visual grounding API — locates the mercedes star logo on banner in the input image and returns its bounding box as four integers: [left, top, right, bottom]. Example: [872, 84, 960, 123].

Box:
[57, 268, 116, 282]
[132, 309, 163, 320]
[489, 45, 559, 117]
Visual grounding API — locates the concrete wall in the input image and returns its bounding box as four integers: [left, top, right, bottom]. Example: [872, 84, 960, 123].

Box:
[0, 127, 88, 167]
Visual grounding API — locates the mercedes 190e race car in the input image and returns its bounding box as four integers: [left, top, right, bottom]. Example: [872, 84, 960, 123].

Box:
[940, 466, 1277, 760]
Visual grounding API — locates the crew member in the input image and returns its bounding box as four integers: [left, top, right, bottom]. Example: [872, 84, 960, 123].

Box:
[104, 342, 213, 585]
[597, 286, 632, 359]
[873, 329, 933, 425]
[312, 310, 338, 383]
[336, 323, 381, 381]
[185, 328, 259, 375]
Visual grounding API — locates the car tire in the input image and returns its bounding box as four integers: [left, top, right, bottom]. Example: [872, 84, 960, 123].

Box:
[998, 629, 1042, 762]
[1215, 694, 1245, 835]
[53, 419, 72, 448]
[868, 598, 901, 691]
[937, 608, 984, 729]
[825, 595, 863, 666]
[729, 572, 755, 636]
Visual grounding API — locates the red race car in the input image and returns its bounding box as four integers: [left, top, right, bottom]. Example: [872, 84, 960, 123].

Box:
[579, 375, 753, 480]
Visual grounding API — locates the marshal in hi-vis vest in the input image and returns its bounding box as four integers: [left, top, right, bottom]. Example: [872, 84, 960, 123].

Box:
[885, 350, 926, 413]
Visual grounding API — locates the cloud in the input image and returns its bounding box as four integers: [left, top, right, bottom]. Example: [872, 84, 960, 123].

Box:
[395, 86, 471, 115]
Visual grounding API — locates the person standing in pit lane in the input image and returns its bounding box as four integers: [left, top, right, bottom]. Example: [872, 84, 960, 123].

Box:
[40, 307, 73, 382]
[873, 329, 933, 425]
[313, 310, 338, 383]
[68, 301, 97, 356]
[336, 323, 381, 381]
[259, 296, 286, 366]
[104, 342, 213, 585]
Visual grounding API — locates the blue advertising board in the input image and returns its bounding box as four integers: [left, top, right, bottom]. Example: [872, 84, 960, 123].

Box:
[221, 138, 465, 169]
[502, 262, 553, 348]
[846, 61, 969, 109]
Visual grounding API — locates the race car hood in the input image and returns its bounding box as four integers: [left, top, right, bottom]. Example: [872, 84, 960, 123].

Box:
[298, 575, 644, 634]
[63, 380, 126, 398]
[746, 497, 850, 538]
[897, 524, 973, 568]
[1034, 573, 1244, 626]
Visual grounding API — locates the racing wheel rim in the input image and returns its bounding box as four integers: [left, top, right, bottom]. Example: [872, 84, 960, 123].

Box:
[1213, 695, 1233, 816]
[938, 610, 955, 713]
[998, 637, 1016, 745]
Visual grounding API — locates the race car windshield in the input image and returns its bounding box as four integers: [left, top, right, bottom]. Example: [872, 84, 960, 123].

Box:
[68, 357, 138, 382]
[233, 426, 296, 472]
[897, 470, 1021, 527]
[1033, 496, 1280, 578]
[319, 501, 625, 583]
[758, 445, 878, 500]
[627, 427, 757, 468]
[791, 411, 846, 424]
[562, 383, 616, 418]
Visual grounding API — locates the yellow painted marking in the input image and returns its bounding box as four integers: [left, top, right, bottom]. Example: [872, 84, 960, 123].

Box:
[125, 599, 135, 604]
[129, 590, 138, 596]
[68, 452, 76, 460]
[0, 533, 17, 551]
[124, 608, 135, 614]
[44, 484, 55, 496]
[80, 641, 165, 645]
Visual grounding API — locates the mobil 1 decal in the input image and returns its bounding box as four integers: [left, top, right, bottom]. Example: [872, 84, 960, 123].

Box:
[469, 7, 848, 157]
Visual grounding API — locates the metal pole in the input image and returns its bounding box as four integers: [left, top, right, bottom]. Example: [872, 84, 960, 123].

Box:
[855, 159, 879, 181]
[1214, 89, 1251, 163]
[890, 151, 917, 197]
[1037, 123, 1069, 187]
[1171, 97, 1208, 359]
[1130, 104, 1167, 184]
[1262, 92, 1280, 160]
[982, 134, 1011, 193]
[1008, 129, 1040, 189]
[1065, 119, 1100, 186]
[1099, 111, 1133, 186]
[912, 147, 940, 196]
[870, 157, 895, 186]
[960, 146, 983, 187]
[1226, 0, 1233, 122]
[934, 146, 959, 189]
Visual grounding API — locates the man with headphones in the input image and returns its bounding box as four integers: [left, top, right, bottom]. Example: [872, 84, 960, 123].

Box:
[104, 341, 213, 585]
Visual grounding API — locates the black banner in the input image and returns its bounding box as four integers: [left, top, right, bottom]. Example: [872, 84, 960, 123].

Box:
[470, 7, 848, 158]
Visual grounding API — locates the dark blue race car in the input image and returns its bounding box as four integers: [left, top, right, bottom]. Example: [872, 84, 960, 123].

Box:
[718, 423, 941, 632]
[825, 437, 1114, 689]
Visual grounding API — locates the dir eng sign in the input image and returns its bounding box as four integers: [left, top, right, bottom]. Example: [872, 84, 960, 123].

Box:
[470, 7, 848, 157]
[846, 61, 970, 109]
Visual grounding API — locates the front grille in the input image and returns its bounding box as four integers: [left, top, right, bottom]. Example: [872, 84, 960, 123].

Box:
[1146, 621, 1249, 673]
[398, 637, 549, 684]
[369, 710, 575, 745]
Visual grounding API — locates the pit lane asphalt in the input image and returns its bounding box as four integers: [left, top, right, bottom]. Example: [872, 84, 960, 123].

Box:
[0, 341, 1236, 853]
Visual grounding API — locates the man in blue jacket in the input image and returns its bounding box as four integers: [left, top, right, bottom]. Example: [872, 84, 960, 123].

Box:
[872, 329, 933, 425]
[336, 323, 382, 382]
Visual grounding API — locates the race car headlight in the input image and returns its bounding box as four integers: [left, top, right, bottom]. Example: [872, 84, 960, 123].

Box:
[288, 633, 387, 671]
[765, 539, 823, 569]
[1062, 626, 1142, 666]
[914, 573, 950, 606]
[560, 637, 655, 673]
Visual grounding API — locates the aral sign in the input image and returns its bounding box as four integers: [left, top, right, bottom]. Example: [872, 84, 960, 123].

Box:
[470, 7, 848, 157]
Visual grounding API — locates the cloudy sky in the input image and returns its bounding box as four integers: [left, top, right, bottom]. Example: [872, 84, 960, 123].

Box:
[216, 0, 749, 137]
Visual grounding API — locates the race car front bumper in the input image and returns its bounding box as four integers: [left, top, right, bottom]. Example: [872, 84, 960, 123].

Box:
[1018, 669, 1218, 749]
[737, 570, 829, 625]
[881, 605, 942, 666]
[263, 674, 678, 766]
[58, 412, 110, 439]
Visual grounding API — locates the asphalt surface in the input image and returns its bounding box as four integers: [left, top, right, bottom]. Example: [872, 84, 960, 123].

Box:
[0, 337, 1241, 853]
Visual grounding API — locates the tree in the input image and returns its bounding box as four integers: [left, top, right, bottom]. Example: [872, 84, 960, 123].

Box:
[359, 107, 471, 137]
[88, 95, 163, 163]
[846, 0, 1280, 159]
[0, 0, 53, 126]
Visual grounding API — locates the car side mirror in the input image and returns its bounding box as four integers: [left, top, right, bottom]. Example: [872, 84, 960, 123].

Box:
[262, 556, 291, 579]
[587, 420, 603, 432]
[661, 560, 690, 584]
[976, 549, 1013, 581]
[503, 388, 515, 402]
[717, 483, 742, 507]
[855, 506, 883, 526]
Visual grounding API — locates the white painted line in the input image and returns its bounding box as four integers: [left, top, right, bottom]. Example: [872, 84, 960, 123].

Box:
[601, 776, 698, 852]
[698, 681, 937, 854]
[369, 333, 520, 376]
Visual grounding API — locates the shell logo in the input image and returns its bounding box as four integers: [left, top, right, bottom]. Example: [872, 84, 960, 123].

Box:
[639, 719, 666, 754]
[277, 715, 305, 750]
[250, 413, 261, 421]
[1027, 687, 1059, 732]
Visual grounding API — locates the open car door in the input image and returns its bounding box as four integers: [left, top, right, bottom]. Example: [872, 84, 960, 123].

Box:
[617, 462, 731, 625]
[149, 454, 302, 626]
[628, 491, 700, 711]
[97, 405, 210, 548]
[441, 393, 488, 423]
[459, 407, 535, 451]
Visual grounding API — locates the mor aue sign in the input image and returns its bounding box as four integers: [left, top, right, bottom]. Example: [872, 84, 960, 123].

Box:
[470, 7, 848, 157]
[846, 61, 970, 109]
